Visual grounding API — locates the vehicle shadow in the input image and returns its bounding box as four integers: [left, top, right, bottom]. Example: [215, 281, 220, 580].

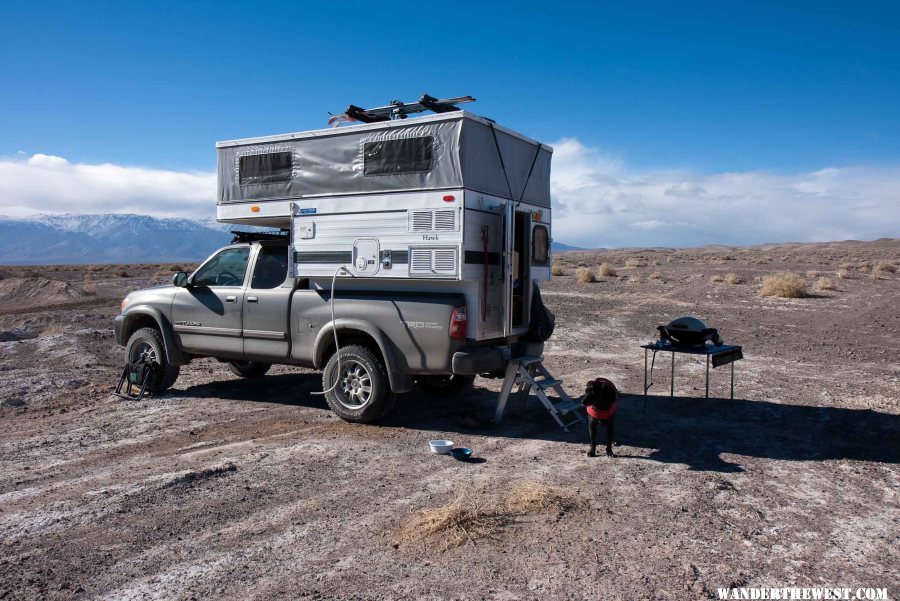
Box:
[388, 388, 900, 473]
[169, 375, 900, 472]
[170, 373, 328, 410]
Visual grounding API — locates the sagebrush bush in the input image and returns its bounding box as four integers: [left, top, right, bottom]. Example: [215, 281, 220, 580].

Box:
[760, 272, 808, 298]
[551, 261, 566, 276]
[597, 262, 617, 277]
[872, 261, 896, 278]
[724, 273, 741, 285]
[625, 257, 646, 268]
[576, 267, 596, 283]
[814, 276, 835, 291]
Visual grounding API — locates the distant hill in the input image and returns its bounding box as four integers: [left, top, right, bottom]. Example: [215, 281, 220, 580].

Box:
[0, 214, 239, 265]
[0, 213, 587, 265]
[551, 241, 585, 251]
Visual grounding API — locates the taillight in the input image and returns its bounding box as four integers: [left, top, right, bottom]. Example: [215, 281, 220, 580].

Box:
[449, 305, 467, 340]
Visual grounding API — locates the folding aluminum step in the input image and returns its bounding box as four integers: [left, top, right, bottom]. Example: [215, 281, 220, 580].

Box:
[493, 357, 586, 432]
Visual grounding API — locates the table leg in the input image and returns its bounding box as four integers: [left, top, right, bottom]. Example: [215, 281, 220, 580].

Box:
[643, 348, 648, 409]
[730, 361, 735, 399]
[670, 352, 675, 398]
[705, 355, 710, 398]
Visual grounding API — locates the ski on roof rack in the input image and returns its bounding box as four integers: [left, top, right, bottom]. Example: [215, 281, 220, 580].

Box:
[328, 94, 476, 127]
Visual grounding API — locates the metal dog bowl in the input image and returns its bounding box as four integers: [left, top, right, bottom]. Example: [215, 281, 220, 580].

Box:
[449, 447, 473, 461]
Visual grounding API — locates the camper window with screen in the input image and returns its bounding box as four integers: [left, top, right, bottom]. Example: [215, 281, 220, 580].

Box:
[239, 152, 293, 185]
[533, 225, 549, 265]
[363, 136, 433, 175]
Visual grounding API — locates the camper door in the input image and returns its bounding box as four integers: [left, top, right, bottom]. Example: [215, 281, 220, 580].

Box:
[505, 206, 532, 336]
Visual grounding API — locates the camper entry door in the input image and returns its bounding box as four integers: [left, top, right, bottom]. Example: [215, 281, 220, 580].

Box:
[506, 207, 532, 336]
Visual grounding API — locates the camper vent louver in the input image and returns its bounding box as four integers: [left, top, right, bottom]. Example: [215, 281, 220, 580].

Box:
[409, 247, 458, 277]
[409, 209, 458, 232]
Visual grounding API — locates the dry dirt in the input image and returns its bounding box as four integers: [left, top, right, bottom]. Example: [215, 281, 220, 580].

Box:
[1, 242, 898, 600]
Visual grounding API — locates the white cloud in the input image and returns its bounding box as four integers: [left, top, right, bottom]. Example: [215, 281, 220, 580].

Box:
[550, 139, 900, 248]
[0, 154, 215, 219]
[1, 148, 898, 247]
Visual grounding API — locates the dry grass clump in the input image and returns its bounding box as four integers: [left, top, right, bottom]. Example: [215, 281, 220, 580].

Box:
[597, 262, 617, 277]
[551, 261, 567, 276]
[814, 276, 835, 291]
[709, 275, 724, 284]
[759, 271, 808, 298]
[648, 272, 662, 280]
[393, 486, 508, 548]
[724, 273, 741, 285]
[575, 267, 596, 283]
[506, 481, 583, 513]
[836, 268, 850, 280]
[624, 257, 646, 268]
[872, 261, 896, 279]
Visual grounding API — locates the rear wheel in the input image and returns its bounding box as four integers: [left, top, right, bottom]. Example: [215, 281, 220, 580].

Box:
[227, 361, 272, 378]
[322, 345, 393, 423]
[125, 327, 180, 393]
[417, 374, 475, 398]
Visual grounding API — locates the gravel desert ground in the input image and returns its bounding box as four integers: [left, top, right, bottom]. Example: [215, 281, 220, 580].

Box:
[1, 239, 898, 600]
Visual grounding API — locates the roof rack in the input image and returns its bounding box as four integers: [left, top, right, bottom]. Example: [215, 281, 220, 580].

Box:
[230, 229, 289, 244]
[328, 94, 475, 127]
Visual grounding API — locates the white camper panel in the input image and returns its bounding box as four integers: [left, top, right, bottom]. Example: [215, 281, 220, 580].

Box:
[290, 190, 465, 280]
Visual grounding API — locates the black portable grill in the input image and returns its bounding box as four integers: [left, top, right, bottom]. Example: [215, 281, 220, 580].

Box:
[657, 316, 723, 348]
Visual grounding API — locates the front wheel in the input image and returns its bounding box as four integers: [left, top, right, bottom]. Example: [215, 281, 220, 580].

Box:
[322, 345, 393, 423]
[227, 361, 272, 378]
[124, 327, 180, 394]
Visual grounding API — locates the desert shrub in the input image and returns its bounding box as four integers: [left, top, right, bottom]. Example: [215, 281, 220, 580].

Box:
[506, 481, 583, 513]
[648, 272, 662, 280]
[625, 257, 646, 268]
[814, 276, 835, 291]
[597, 262, 617, 277]
[627, 276, 640, 284]
[118, 270, 130, 278]
[709, 275, 724, 284]
[575, 267, 596, 283]
[169, 264, 184, 272]
[760, 272, 808, 298]
[836, 268, 850, 280]
[872, 261, 896, 278]
[724, 273, 741, 285]
[551, 261, 566, 276]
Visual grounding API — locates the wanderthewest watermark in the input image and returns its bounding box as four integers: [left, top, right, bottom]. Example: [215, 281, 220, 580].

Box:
[716, 587, 890, 600]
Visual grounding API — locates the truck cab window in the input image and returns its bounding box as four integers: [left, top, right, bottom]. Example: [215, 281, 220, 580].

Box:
[192, 247, 251, 287]
[532, 225, 549, 265]
[251, 245, 289, 289]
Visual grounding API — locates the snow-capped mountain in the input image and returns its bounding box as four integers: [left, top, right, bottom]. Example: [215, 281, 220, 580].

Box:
[0, 214, 241, 264]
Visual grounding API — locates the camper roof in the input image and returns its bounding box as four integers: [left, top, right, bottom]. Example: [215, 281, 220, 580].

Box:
[215, 111, 547, 150]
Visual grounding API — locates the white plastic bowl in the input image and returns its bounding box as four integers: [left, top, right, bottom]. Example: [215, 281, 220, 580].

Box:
[429, 439, 454, 455]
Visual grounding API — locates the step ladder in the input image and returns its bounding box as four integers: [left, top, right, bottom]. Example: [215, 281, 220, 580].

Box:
[493, 356, 585, 432]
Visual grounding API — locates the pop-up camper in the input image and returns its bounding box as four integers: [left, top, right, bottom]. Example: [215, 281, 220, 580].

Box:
[215, 107, 553, 341]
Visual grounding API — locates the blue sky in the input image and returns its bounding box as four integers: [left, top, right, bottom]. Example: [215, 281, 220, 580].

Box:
[1, 1, 898, 247]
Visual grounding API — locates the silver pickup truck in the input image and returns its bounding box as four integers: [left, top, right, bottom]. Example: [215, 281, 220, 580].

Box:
[114, 238, 523, 423]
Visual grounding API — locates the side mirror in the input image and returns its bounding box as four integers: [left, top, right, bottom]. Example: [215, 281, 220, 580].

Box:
[172, 271, 189, 288]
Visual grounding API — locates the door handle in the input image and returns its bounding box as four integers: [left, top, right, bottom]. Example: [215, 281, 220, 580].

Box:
[247, 296, 259, 303]
[226, 295, 237, 303]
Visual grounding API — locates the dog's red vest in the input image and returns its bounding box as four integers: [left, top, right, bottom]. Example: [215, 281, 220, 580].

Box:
[586, 401, 617, 420]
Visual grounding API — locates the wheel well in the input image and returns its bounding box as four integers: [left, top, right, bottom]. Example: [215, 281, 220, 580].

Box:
[317, 329, 384, 368]
[126, 314, 161, 340]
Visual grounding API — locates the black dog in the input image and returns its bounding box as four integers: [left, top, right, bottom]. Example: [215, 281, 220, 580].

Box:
[581, 378, 618, 457]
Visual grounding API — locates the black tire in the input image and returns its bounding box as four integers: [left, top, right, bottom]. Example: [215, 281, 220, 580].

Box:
[124, 327, 180, 394]
[227, 361, 272, 378]
[417, 374, 476, 398]
[322, 344, 392, 423]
